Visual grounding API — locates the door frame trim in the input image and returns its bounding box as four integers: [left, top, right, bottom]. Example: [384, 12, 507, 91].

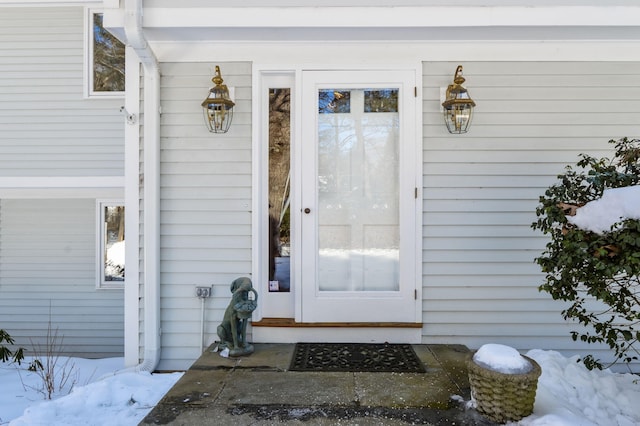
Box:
[252, 69, 297, 321]
[252, 63, 424, 328]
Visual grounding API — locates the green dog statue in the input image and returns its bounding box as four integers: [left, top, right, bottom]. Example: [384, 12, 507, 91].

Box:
[217, 277, 258, 357]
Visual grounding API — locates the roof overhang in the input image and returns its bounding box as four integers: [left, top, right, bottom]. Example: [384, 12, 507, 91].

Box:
[103, 5, 640, 43]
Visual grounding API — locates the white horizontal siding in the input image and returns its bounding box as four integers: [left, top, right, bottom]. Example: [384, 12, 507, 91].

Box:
[0, 7, 124, 177]
[422, 61, 640, 368]
[156, 62, 252, 370]
[0, 199, 124, 358]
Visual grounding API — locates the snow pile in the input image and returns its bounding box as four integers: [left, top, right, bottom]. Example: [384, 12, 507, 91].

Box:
[568, 185, 640, 234]
[473, 343, 532, 374]
[0, 357, 181, 426]
[10, 372, 181, 426]
[520, 350, 640, 426]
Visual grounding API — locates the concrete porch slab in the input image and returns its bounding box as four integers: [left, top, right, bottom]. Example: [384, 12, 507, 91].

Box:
[141, 344, 495, 425]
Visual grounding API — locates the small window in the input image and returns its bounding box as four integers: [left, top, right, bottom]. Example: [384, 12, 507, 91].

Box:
[86, 9, 125, 97]
[97, 201, 125, 288]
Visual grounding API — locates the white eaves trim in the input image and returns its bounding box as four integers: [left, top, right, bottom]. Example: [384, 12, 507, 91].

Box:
[140, 6, 640, 28]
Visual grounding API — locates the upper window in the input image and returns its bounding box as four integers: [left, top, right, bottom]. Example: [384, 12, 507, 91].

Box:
[86, 9, 125, 97]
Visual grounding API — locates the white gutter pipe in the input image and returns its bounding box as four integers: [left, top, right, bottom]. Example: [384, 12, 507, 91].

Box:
[123, 0, 161, 373]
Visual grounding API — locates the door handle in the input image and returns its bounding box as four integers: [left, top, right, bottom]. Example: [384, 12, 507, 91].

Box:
[304, 208, 311, 214]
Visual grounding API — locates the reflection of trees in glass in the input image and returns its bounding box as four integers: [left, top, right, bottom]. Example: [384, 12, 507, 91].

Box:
[105, 206, 125, 242]
[269, 88, 290, 237]
[364, 90, 398, 113]
[93, 13, 125, 92]
[319, 90, 350, 114]
[269, 89, 291, 289]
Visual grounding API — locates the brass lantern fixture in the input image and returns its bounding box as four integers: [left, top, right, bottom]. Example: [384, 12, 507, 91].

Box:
[201, 66, 235, 133]
[442, 65, 476, 134]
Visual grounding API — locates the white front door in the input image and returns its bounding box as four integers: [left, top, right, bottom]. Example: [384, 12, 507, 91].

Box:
[300, 70, 419, 323]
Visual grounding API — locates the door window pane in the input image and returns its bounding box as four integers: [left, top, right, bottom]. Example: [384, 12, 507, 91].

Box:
[317, 88, 399, 292]
[318, 90, 351, 114]
[364, 89, 398, 113]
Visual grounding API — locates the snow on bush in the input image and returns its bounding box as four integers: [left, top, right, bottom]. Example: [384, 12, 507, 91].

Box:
[568, 185, 640, 234]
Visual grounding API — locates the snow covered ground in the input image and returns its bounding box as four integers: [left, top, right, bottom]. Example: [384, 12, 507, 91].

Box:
[519, 350, 640, 426]
[1, 349, 638, 425]
[0, 357, 182, 426]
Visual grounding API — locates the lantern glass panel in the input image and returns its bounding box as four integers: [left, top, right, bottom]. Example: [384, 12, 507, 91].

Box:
[444, 105, 473, 134]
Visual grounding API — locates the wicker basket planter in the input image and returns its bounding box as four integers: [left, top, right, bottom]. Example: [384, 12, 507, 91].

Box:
[467, 354, 542, 424]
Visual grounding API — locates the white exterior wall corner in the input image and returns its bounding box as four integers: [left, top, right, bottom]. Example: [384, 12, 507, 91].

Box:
[123, 48, 141, 367]
[421, 61, 640, 370]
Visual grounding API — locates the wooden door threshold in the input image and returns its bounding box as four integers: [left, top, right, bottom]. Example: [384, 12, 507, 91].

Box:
[252, 318, 422, 328]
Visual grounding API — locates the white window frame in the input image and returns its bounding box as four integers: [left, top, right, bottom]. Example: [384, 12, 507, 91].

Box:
[84, 8, 124, 99]
[252, 70, 297, 321]
[96, 199, 125, 289]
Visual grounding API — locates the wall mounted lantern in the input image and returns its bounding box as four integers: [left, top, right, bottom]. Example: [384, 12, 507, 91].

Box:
[201, 66, 235, 133]
[441, 65, 476, 134]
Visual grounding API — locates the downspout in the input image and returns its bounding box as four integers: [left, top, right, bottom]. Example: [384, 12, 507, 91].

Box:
[124, 0, 161, 373]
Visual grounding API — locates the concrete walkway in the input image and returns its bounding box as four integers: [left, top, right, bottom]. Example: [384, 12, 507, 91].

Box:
[141, 344, 495, 425]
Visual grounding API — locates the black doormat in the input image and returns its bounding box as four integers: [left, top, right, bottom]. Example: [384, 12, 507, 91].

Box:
[289, 343, 426, 373]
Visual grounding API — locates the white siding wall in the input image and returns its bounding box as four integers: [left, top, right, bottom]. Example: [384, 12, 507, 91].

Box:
[421, 61, 640, 366]
[0, 7, 123, 177]
[0, 7, 125, 359]
[0, 199, 124, 358]
[157, 62, 251, 370]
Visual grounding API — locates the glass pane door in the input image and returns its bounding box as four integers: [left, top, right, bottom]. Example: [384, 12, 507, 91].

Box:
[317, 88, 399, 292]
[300, 70, 418, 323]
